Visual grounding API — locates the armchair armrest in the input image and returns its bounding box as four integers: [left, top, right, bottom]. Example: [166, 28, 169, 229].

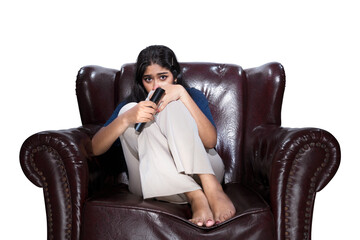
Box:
[249, 125, 340, 240]
[20, 125, 99, 240]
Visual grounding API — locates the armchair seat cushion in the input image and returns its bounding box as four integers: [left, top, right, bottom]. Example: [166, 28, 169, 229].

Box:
[82, 183, 275, 240]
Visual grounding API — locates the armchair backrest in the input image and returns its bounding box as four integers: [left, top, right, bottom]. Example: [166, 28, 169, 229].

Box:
[76, 62, 285, 184]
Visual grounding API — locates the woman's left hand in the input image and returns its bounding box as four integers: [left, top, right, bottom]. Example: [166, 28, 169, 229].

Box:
[157, 84, 186, 112]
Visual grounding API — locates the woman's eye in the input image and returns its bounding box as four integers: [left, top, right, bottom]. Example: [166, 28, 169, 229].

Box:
[144, 77, 152, 82]
[160, 75, 168, 80]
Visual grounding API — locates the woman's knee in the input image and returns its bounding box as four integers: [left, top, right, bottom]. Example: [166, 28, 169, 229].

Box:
[155, 100, 197, 134]
[164, 100, 186, 112]
[157, 100, 193, 121]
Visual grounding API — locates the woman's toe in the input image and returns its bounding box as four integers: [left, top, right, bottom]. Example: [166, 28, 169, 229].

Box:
[205, 219, 215, 227]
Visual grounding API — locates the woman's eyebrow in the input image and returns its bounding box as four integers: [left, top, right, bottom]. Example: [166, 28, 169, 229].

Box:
[157, 72, 169, 75]
[143, 71, 169, 78]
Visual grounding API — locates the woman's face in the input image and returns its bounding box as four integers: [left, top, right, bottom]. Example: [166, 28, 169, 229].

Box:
[142, 63, 175, 93]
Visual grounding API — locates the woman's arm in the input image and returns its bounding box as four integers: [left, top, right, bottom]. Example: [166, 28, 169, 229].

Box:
[92, 101, 157, 156]
[158, 85, 217, 149]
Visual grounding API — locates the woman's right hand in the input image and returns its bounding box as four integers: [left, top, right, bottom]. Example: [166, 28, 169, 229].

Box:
[123, 101, 157, 126]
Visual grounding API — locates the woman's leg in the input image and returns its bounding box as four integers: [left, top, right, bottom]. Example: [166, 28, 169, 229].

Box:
[155, 101, 234, 226]
[155, 100, 218, 176]
[119, 103, 200, 203]
[120, 101, 233, 226]
[120, 103, 202, 203]
[137, 117, 202, 201]
[119, 103, 143, 197]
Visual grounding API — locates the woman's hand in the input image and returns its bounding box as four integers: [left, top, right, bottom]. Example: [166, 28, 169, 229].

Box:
[92, 100, 157, 156]
[123, 101, 157, 125]
[157, 84, 186, 112]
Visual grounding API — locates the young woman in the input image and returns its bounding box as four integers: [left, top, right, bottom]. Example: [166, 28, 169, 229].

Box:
[91, 45, 235, 227]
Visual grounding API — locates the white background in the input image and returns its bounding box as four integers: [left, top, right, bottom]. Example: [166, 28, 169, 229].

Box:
[1, 0, 359, 239]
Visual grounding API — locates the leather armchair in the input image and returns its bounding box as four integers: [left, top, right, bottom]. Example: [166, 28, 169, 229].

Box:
[20, 62, 340, 240]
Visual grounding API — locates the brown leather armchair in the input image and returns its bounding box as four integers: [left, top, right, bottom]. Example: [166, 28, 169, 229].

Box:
[20, 62, 340, 240]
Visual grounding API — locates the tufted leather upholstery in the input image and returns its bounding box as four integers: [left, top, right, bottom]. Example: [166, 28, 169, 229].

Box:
[20, 62, 340, 240]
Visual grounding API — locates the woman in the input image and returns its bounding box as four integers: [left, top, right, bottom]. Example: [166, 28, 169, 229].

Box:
[91, 45, 235, 227]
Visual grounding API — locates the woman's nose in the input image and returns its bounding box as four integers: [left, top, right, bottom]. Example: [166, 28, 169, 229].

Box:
[152, 80, 160, 90]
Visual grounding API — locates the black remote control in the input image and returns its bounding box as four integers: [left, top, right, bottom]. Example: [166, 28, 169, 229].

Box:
[134, 87, 165, 133]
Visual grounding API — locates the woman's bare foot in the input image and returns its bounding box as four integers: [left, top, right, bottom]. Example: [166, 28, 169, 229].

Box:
[185, 189, 215, 227]
[199, 174, 236, 224]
